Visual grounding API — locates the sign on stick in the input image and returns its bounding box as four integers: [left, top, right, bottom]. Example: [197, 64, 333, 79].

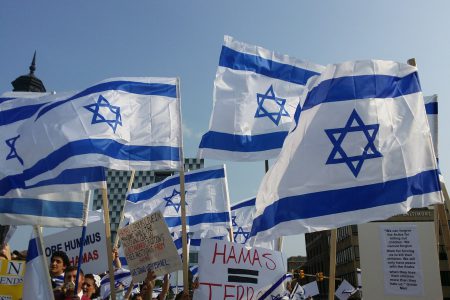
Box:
[118, 211, 182, 282]
[194, 239, 286, 300]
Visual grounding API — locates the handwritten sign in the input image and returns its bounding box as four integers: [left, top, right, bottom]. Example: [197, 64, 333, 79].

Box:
[44, 220, 107, 274]
[0, 260, 25, 300]
[380, 225, 424, 296]
[194, 239, 285, 300]
[118, 211, 182, 282]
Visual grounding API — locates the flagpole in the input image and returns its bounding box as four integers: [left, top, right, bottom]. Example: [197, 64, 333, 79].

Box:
[102, 182, 117, 300]
[113, 170, 136, 249]
[34, 225, 55, 300]
[223, 164, 234, 242]
[328, 229, 337, 300]
[74, 191, 91, 296]
[176, 78, 190, 293]
[264, 160, 283, 251]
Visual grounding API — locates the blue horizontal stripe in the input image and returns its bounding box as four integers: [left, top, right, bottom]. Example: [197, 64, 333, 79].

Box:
[26, 139, 179, 181]
[127, 167, 225, 203]
[199, 131, 288, 152]
[173, 236, 183, 250]
[303, 72, 421, 111]
[425, 102, 438, 114]
[250, 169, 440, 237]
[0, 167, 104, 196]
[0, 197, 84, 218]
[37, 80, 177, 120]
[0, 97, 15, 105]
[231, 198, 255, 211]
[165, 212, 230, 228]
[219, 46, 320, 85]
[26, 238, 39, 262]
[100, 270, 131, 284]
[0, 103, 47, 126]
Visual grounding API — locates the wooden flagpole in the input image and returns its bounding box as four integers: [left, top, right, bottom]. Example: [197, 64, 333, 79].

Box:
[264, 160, 283, 251]
[328, 229, 337, 300]
[113, 170, 136, 249]
[34, 225, 55, 300]
[101, 182, 117, 300]
[176, 78, 190, 293]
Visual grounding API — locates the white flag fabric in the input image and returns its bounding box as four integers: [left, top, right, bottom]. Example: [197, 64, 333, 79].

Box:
[251, 60, 442, 242]
[0, 96, 103, 226]
[123, 165, 231, 238]
[100, 268, 132, 300]
[424, 95, 438, 156]
[22, 232, 54, 300]
[198, 35, 325, 161]
[257, 273, 292, 300]
[16, 77, 181, 188]
[231, 198, 277, 250]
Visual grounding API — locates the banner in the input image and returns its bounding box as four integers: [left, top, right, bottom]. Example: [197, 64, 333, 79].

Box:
[0, 260, 25, 300]
[118, 211, 182, 282]
[194, 239, 286, 300]
[43, 220, 107, 274]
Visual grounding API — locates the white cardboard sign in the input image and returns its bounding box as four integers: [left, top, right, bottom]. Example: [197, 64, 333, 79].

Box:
[194, 239, 286, 300]
[118, 211, 182, 282]
[43, 220, 107, 274]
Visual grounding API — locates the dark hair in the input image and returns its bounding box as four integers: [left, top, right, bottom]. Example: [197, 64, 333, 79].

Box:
[84, 274, 100, 298]
[65, 266, 84, 276]
[51, 250, 70, 268]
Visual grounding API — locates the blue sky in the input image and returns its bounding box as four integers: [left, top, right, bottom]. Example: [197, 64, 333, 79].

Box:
[2, 1, 450, 258]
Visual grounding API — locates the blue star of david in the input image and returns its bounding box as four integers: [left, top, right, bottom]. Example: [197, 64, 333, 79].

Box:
[255, 85, 289, 125]
[233, 226, 250, 244]
[5, 135, 23, 165]
[164, 189, 187, 213]
[325, 109, 382, 177]
[84, 95, 122, 133]
[231, 216, 238, 227]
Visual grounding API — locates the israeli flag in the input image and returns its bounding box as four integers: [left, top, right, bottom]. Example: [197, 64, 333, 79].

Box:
[16, 77, 181, 188]
[257, 273, 293, 300]
[0, 96, 104, 226]
[100, 268, 132, 300]
[231, 198, 277, 249]
[251, 60, 442, 241]
[198, 35, 325, 161]
[123, 165, 231, 238]
[23, 232, 54, 300]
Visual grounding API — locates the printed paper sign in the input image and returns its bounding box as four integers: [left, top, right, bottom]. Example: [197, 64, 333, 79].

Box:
[0, 260, 25, 300]
[118, 211, 182, 282]
[194, 239, 286, 300]
[380, 225, 423, 296]
[44, 220, 107, 274]
[302, 281, 320, 298]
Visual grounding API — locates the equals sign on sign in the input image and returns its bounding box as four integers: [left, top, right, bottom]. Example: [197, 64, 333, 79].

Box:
[228, 268, 259, 284]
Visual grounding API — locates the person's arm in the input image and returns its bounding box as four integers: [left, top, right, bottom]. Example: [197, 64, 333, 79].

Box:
[112, 247, 121, 269]
[158, 274, 170, 300]
[143, 271, 156, 300]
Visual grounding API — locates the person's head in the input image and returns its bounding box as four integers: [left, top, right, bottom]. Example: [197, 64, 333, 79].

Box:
[131, 294, 143, 300]
[82, 274, 100, 298]
[50, 250, 70, 276]
[64, 266, 84, 293]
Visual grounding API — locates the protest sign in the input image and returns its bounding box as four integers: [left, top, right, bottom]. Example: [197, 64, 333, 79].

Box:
[118, 211, 182, 282]
[0, 260, 25, 300]
[302, 281, 319, 298]
[359, 222, 442, 300]
[194, 239, 286, 300]
[43, 220, 107, 274]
